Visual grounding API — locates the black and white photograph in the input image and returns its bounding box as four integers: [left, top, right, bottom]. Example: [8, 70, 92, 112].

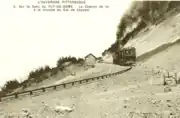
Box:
[1, 0, 180, 117]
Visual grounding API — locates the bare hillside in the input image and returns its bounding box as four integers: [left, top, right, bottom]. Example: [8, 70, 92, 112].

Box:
[103, 1, 180, 57]
[140, 39, 180, 72]
[124, 12, 180, 59]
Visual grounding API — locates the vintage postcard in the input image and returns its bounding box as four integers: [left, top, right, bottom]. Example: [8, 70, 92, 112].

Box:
[1, 0, 180, 117]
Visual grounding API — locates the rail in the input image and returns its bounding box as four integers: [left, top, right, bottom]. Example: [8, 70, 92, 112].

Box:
[0, 67, 132, 102]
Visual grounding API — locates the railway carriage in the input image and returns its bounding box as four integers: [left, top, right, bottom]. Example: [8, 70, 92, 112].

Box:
[113, 47, 136, 66]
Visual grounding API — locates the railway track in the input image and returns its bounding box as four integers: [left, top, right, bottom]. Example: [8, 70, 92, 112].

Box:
[0, 66, 132, 102]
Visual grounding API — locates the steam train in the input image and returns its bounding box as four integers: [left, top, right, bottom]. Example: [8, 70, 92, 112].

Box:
[113, 47, 136, 66]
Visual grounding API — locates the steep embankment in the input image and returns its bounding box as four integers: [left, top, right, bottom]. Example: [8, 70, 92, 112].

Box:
[23, 64, 85, 91]
[103, 1, 180, 64]
[54, 63, 126, 85]
[9, 64, 85, 93]
[124, 12, 180, 61]
[12, 63, 127, 93]
[102, 11, 180, 64]
[140, 39, 180, 72]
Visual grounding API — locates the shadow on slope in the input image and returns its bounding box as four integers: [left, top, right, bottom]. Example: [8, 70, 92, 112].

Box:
[136, 38, 180, 62]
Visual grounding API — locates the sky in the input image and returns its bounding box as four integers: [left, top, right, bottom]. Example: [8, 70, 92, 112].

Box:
[0, 0, 132, 87]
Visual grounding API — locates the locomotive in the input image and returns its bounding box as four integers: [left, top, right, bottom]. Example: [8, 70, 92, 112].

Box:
[113, 47, 136, 66]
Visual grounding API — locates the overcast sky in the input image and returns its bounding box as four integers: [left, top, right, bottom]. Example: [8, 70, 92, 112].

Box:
[0, 0, 132, 86]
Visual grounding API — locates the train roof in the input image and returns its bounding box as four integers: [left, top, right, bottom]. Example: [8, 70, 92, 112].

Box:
[121, 47, 135, 50]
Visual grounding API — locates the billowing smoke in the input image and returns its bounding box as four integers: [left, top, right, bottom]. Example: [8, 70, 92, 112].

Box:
[117, 1, 176, 43]
[102, 1, 180, 56]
